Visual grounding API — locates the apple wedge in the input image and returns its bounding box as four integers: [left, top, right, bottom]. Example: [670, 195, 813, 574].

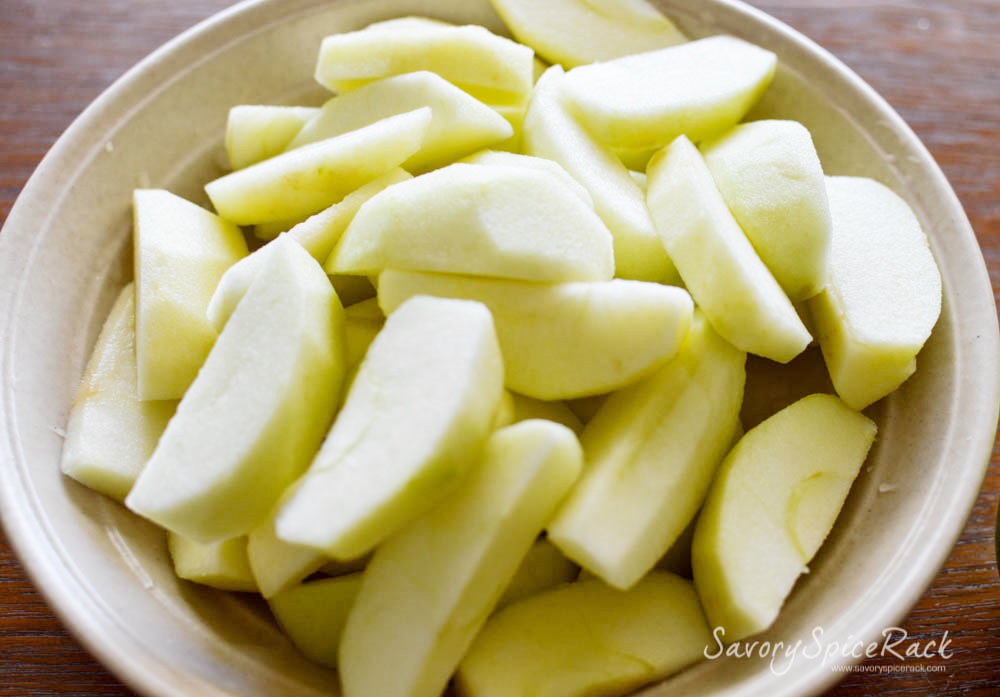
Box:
[126, 236, 347, 542]
[646, 135, 811, 363]
[167, 533, 257, 592]
[343, 298, 383, 368]
[497, 538, 578, 609]
[547, 313, 745, 589]
[561, 35, 776, 152]
[274, 295, 504, 560]
[456, 572, 712, 697]
[523, 65, 677, 282]
[339, 420, 583, 697]
[487, 0, 686, 68]
[808, 176, 942, 410]
[204, 108, 431, 225]
[692, 393, 876, 643]
[458, 149, 593, 207]
[287, 71, 512, 173]
[268, 573, 363, 669]
[132, 189, 248, 400]
[225, 105, 319, 170]
[329, 164, 615, 283]
[378, 270, 692, 399]
[61, 284, 176, 502]
[701, 120, 831, 302]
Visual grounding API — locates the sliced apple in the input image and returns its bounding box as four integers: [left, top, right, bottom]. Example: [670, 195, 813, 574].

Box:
[547, 313, 745, 589]
[807, 176, 942, 410]
[269, 573, 363, 669]
[167, 532, 257, 592]
[561, 36, 776, 152]
[126, 236, 347, 542]
[274, 295, 504, 560]
[378, 270, 692, 399]
[701, 120, 831, 302]
[487, 0, 686, 68]
[646, 135, 811, 362]
[523, 65, 677, 282]
[329, 164, 615, 283]
[61, 284, 176, 502]
[692, 393, 876, 643]
[225, 105, 319, 170]
[204, 108, 431, 225]
[339, 420, 583, 697]
[456, 572, 712, 697]
[287, 71, 512, 173]
[343, 298, 383, 368]
[497, 538, 578, 609]
[132, 189, 248, 400]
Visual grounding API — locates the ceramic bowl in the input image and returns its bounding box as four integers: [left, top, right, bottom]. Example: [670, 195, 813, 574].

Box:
[1, 1, 997, 696]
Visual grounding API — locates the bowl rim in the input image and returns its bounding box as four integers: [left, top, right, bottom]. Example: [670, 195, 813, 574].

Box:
[1, 1, 998, 696]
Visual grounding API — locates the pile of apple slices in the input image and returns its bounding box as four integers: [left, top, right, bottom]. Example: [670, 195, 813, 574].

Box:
[60, 2, 944, 697]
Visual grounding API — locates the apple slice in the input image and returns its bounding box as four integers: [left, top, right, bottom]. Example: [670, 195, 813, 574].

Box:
[488, 0, 686, 68]
[458, 149, 593, 207]
[523, 65, 678, 282]
[561, 36, 776, 152]
[378, 270, 692, 399]
[343, 298, 383, 368]
[692, 393, 876, 643]
[167, 533, 257, 592]
[204, 108, 431, 225]
[456, 572, 712, 697]
[329, 164, 615, 283]
[126, 236, 347, 542]
[547, 313, 745, 589]
[646, 135, 811, 362]
[287, 71, 512, 174]
[339, 420, 583, 697]
[132, 189, 248, 400]
[497, 538, 578, 609]
[61, 284, 176, 501]
[274, 295, 504, 560]
[205, 169, 410, 332]
[268, 573, 363, 669]
[807, 176, 942, 410]
[225, 105, 319, 170]
[701, 120, 831, 302]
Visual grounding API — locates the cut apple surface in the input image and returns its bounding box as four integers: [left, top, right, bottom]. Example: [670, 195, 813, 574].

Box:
[561, 35, 776, 152]
[339, 420, 582, 697]
[523, 65, 677, 282]
[547, 313, 746, 589]
[459, 149, 594, 207]
[61, 284, 176, 502]
[379, 271, 692, 400]
[275, 295, 504, 560]
[701, 120, 831, 302]
[457, 572, 712, 697]
[808, 176, 942, 410]
[205, 108, 431, 225]
[646, 135, 811, 363]
[329, 163, 615, 283]
[497, 538, 578, 609]
[269, 573, 363, 669]
[225, 105, 319, 170]
[487, 0, 686, 68]
[692, 393, 876, 643]
[126, 236, 347, 542]
[167, 533, 257, 593]
[132, 189, 248, 400]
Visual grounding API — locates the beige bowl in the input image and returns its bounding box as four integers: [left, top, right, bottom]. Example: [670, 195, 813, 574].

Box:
[0, 1, 997, 696]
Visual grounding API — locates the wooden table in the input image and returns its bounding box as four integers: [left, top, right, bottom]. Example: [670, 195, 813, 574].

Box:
[1, 0, 997, 695]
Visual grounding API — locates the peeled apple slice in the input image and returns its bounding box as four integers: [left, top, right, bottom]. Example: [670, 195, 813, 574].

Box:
[561, 35, 776, 152]
[456, 572, 712, 697]
[167, 532, 257, 592]
[329, 163, 615, 283]
[378, 270, 692, 400]
[339, 420, 583, 697]
[61, 284, 176, 502]
[692, 393, 876, 643]
[126, 236, 347, 542]
[497, 538, 578, 609]
[486, 0, 686, 68]
[268, 573, 363, 669]
[458, 149, 594, 207]
[808, 176, 942, 410]
[225, 105, 319, 170]
[275, 295, 504, 560]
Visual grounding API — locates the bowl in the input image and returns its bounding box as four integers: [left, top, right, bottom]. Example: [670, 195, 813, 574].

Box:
[0, 1, 997, 696]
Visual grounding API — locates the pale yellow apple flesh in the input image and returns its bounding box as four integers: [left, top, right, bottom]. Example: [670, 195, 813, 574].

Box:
[692, 393, 876, 643]
[497, 538, 578, 609]
[225, 105, 319, 170]
[268, 573, 363, 669]
[458, 149, 594, 207]
[167, 532, 257, 593]
[339, 420, 583, 697]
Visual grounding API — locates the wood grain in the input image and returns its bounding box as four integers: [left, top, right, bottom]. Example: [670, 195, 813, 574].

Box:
[1, 1, 997, 695]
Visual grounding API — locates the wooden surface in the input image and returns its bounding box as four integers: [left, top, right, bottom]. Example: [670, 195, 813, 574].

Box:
[1, 0, 997, 695]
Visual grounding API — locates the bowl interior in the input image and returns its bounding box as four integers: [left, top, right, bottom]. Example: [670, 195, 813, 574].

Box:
[0, 1, 996, 696]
